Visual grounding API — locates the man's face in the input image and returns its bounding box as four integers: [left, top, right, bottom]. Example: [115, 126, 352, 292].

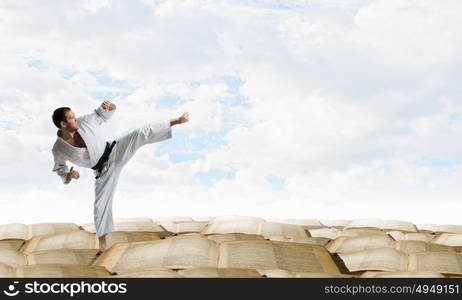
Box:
[61, 110, 79, 131]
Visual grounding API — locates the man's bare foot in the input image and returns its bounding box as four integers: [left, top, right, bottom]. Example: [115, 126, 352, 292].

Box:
[98, 235, 107, 251]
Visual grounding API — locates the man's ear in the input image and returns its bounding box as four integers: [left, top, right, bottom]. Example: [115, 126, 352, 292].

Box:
[60, 121, 66, 129]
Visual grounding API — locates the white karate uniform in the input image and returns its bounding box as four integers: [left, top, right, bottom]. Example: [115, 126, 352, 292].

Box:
[52, 105, 172, 237]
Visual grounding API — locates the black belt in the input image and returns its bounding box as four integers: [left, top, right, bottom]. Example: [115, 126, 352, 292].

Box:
[91, 141, 116, 179]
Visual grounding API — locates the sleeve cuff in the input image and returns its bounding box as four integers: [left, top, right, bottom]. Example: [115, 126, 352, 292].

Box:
[63, 175, 71, 185]
[95, 106, 115, 122]
[166, 119, 172, 139]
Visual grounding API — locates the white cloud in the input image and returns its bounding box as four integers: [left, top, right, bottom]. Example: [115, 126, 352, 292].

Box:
[351, 0, 462, 68]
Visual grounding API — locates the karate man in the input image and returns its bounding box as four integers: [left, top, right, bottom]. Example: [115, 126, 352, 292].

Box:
[51, 100, 189, 250]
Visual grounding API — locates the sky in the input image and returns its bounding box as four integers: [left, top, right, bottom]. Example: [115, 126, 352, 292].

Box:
[1, 0, 462, 226]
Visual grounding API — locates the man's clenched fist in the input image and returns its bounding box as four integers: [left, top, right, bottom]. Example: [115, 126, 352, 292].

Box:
[66, 166, 80, 181]
[101, 100, 115, 111]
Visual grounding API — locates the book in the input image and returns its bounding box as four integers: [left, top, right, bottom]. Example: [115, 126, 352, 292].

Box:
[432, 233, 462, 247]
[416, 224, 462, 234]
[387, 230, 434, 242]
[339, 248, 409, 272]
[27, 223, 80, 238]
[408, 252, 462, 275]
[103, 231, 161, 249]
[80, 221, 167, 236]
[191, 216, 214, 222]
[0, 223, 29, 240]
[202, 220, 262, 235]
[328, 235, 457, 254]
[327, 235, 395, 253]
[345, 218, 417, 232]
[203, 220, 309, 239]
[0, 248, 100, 267]
[0, 223, 81, 240]
[339, 248, 462, 275]
[93, 235, 218, 273]
[20, 230, 98, 254]
[207, 233, 266, 243]
[159, 221, 208, 234]
[260, 222, 309, 239]
[395, 240, 455, 254]
[266, 235, 330, 246]
[218, 240, 341, 274]
[308, 228, 341, 239]
[339, 228, 389, 238]
[26, 249, 100, 265]
[0, 239, 24, 251]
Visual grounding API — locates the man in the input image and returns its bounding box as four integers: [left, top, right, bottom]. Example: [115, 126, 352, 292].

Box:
[51, 100, 189, 250]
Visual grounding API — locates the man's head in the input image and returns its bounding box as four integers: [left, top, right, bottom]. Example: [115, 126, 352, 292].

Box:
[52, 107, 79, 131]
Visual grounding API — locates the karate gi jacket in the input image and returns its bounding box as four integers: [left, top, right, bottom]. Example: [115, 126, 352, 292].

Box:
[51, 105, 116, 184]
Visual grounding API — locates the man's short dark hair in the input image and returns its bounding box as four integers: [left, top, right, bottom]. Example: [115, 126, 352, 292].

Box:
[52, 107, 71, 128]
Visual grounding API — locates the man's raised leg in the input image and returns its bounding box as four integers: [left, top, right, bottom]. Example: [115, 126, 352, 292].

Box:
[114, 120, 173, 168]
[114, 113, 189, 168]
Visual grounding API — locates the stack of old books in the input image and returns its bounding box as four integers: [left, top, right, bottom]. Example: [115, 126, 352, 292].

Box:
[1, 216, 461, 278]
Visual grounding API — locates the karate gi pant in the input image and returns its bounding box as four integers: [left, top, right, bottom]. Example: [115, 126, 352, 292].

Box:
[93, 121, 172, 238]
